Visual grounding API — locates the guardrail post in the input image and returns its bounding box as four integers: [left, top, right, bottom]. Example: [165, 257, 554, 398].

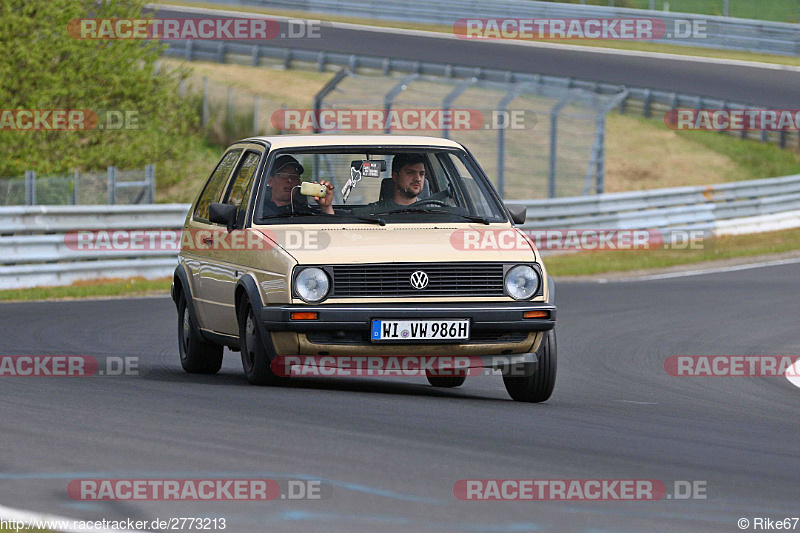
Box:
[252, 45, 260, 67]
[24, 170, 36, 206]
[185, 40, 193, 61]
[107, 166, 117, 205]
[73, 169, 79, 205]
[643, 89, 652, 118]
[146, 164, 156, 203]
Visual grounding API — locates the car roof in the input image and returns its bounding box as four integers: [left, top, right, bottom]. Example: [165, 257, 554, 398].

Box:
[238, 134, 465, 150]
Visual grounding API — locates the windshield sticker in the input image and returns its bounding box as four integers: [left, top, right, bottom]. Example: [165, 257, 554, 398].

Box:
[360, 160, 382, 178]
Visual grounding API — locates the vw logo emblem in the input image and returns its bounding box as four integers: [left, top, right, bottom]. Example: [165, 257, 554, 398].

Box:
[410, 270, 429, 290]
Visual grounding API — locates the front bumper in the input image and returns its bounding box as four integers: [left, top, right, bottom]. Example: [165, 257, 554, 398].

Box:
[260, 302, 556, 334]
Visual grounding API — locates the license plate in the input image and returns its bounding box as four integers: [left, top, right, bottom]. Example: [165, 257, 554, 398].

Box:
[371, 319, 470, 342]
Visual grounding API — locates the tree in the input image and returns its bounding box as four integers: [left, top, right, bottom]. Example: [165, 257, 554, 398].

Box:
[0, 0, 198, 176]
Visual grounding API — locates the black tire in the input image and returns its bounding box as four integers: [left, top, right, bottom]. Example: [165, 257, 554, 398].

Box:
[177, 292, 223, 374]
[503, 329, 557, 403]
[426, 373, 467, 388]
[238, 298, 287, 386]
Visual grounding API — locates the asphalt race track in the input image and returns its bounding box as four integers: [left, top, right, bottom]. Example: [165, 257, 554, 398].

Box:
[152, 6, 800, 108]
[0, 262, 798, 532]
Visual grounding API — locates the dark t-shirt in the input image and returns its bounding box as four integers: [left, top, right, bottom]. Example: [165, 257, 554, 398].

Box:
[360, 197, 415, 213]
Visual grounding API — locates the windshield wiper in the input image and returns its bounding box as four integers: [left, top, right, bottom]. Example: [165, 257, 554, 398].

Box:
[322, 213, 386, 226]
[381, 208, 491, 225]
[260, 211, 385, 226]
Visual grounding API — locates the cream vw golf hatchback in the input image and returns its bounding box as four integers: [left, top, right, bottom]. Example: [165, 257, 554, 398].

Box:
[172, 135, 557, 402]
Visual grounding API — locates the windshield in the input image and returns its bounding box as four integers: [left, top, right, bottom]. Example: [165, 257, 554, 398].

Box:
[254, 148, 508, 224]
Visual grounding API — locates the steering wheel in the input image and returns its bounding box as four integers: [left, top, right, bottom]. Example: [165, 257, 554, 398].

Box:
[413, 198, 447, 208]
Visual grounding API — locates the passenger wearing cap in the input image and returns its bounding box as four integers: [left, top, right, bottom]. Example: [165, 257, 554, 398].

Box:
[263, 155, 334, 215]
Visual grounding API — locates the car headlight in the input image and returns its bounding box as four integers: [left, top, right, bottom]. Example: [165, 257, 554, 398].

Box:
[504, 265, 540, 300]
[295, 267, 330, 303]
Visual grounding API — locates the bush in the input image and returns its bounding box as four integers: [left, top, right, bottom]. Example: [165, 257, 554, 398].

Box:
[0, 0, 201, 176]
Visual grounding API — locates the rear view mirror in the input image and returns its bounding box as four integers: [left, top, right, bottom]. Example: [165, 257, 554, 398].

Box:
[209, 202, 237, 231]
[505, 203, 527, 225]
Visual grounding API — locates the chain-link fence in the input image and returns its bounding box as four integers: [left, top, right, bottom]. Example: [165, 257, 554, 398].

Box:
[0, 166, 156, 206]
[294, 71, 626, 199]
[183, 68, 625, 199]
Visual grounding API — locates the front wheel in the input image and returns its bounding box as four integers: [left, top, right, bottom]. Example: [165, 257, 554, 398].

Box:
[503, 329, 557, 403]
[238, 298, 287, 386]
[177, 292, 223, 374]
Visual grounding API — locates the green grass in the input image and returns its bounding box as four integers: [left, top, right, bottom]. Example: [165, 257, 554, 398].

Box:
[544, 227, 800, 276]
[674, 127, 800, 180]
[624, 0, 800, 23]
[0, 278, 172, 302]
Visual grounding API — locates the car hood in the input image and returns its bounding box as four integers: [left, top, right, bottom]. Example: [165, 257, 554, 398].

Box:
[254, 224, 539, 265]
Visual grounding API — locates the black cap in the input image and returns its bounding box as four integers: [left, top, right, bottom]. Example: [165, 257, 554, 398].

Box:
[272, 155, 304, 175]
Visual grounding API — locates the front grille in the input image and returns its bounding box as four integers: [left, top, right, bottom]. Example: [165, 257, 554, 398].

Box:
[306, 331, 529, 345]
[330, 263, 505, 298]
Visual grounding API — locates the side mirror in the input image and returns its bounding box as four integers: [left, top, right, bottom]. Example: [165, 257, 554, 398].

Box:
[209, 203, 238, 231]
[505, 203, 527, 225]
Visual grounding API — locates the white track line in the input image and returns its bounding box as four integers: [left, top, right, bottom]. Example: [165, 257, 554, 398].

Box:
[0, 503, 152, 533]
[786, 359, 800, 389]
[589, 256, 800, 283]
[150, 3, 800, 72]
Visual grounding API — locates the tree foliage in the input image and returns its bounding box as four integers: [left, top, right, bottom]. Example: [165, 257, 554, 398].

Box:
[0, 0, 198, 175]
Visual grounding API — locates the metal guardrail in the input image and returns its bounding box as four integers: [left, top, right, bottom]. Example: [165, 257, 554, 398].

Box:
[0, 204, 190, 289]
[162, 40, 800, 151]
[519, 174, 800, 230]
[174, 0, 800, 56]
[2, 174, 800, 288]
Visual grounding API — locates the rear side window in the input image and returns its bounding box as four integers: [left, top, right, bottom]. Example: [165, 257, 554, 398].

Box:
[224, 151, 261, 210]
[194, 149, 242, 221]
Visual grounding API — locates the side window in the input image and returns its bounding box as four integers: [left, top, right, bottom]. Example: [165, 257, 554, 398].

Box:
[223, 151, 261, 210]
[194, 149, 243, 221]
